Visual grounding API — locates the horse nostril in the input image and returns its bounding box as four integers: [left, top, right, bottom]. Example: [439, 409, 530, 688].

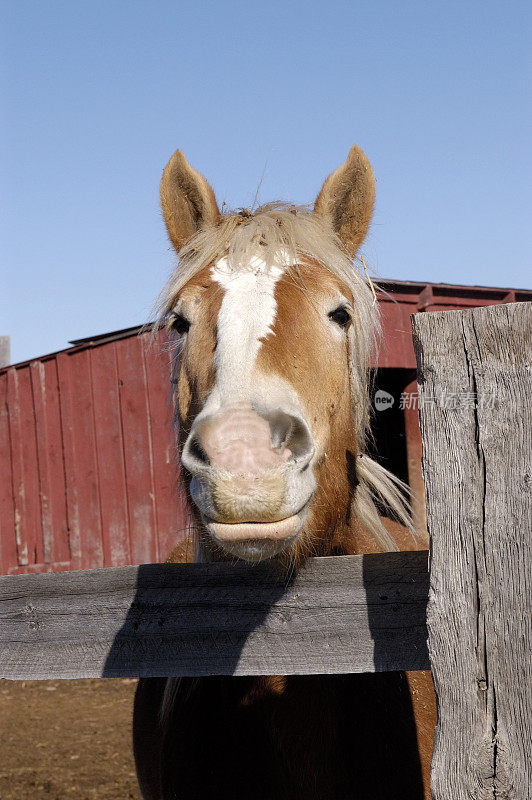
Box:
[189, 435, 209, 465]
[268, 411, 292, 450]
[266, 411, 314, 463]
[284, 417, 314, 461]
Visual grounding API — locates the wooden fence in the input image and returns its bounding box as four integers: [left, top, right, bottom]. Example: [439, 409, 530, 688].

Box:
[0, 301, 530, 799]
[412, 302, 531, 799]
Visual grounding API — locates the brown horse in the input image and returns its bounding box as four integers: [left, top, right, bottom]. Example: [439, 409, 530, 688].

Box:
[133, 145, 436, 799]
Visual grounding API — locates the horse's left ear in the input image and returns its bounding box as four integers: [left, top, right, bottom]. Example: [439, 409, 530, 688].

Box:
[314, 144, 375, 258]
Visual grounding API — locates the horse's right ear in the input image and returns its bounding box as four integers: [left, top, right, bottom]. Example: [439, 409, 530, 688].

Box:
[160, 150, 220, 253]
[314, 144, 375, 259]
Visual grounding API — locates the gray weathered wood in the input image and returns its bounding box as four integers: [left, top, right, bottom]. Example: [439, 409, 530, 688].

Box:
[413, 302, 531, 800]
[0, 335, 9, 369]
[0, 550, 429, 680]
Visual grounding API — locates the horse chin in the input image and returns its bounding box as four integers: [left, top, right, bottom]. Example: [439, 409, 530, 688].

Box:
[204, 512, 307, 562]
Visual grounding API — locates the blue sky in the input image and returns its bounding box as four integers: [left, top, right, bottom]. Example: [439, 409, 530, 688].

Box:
[2, 0, 531, 365]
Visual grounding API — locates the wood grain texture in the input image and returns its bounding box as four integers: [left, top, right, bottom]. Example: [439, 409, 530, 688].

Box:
[116, 337, 158, 565]
[0, 372, 18, 574]
[412, 302, 531, 800]
[0, 335, 9, 369]
[90, 342, 131, 568]
[0, 550, 429, 680]
[6, 367, 41, 566]
[30, 360, 70, 565]
[145, 331, 187, 561]
[56, 352, 82, 568]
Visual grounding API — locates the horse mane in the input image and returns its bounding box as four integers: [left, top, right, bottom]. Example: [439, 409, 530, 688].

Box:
[156, 203, 413, 553]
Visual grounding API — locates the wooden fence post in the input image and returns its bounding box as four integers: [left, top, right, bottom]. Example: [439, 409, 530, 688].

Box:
[412, 302, 531, 800]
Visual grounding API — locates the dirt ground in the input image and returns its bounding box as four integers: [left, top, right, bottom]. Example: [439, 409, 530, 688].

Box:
[0, 678, 142, 800]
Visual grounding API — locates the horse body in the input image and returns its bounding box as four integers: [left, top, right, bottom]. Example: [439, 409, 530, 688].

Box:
[133, 145, 436, 799]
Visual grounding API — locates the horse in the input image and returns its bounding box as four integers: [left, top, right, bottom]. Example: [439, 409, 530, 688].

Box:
[133, 144, 436, 799]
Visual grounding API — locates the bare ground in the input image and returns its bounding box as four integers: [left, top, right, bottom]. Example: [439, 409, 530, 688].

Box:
[0, 678, 142, 800]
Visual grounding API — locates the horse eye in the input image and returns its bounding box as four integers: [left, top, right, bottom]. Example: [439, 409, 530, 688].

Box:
[328, 306, 351, 329]
[170, 313, 191, 335]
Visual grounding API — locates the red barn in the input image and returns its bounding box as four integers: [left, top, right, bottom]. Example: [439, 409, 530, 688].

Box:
[1, 280, 530, 575]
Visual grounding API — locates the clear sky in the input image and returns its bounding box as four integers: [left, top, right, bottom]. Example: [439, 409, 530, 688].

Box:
[2, 0, 531, 365]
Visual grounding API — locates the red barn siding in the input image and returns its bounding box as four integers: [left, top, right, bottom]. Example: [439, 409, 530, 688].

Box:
[1, 280, 530, 575]
[376, 283, 531, 368]
[1, 330, 186, 574]
[90, 342, 131, 567]
[0, 373, 18, 573]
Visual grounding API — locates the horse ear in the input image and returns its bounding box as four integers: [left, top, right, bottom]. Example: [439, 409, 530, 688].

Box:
[160, 150, 220, 253]
[314, 144, 375, 258]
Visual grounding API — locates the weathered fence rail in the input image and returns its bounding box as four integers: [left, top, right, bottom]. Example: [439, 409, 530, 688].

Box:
[0, 550, 429, 679]
[413, 301, 531, 800]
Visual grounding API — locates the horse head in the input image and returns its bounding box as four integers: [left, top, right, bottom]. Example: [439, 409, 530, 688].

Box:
[157, 146, 410, 563]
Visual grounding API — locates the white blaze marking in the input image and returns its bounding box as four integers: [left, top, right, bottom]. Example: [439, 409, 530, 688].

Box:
[211, 254, 287, 403]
